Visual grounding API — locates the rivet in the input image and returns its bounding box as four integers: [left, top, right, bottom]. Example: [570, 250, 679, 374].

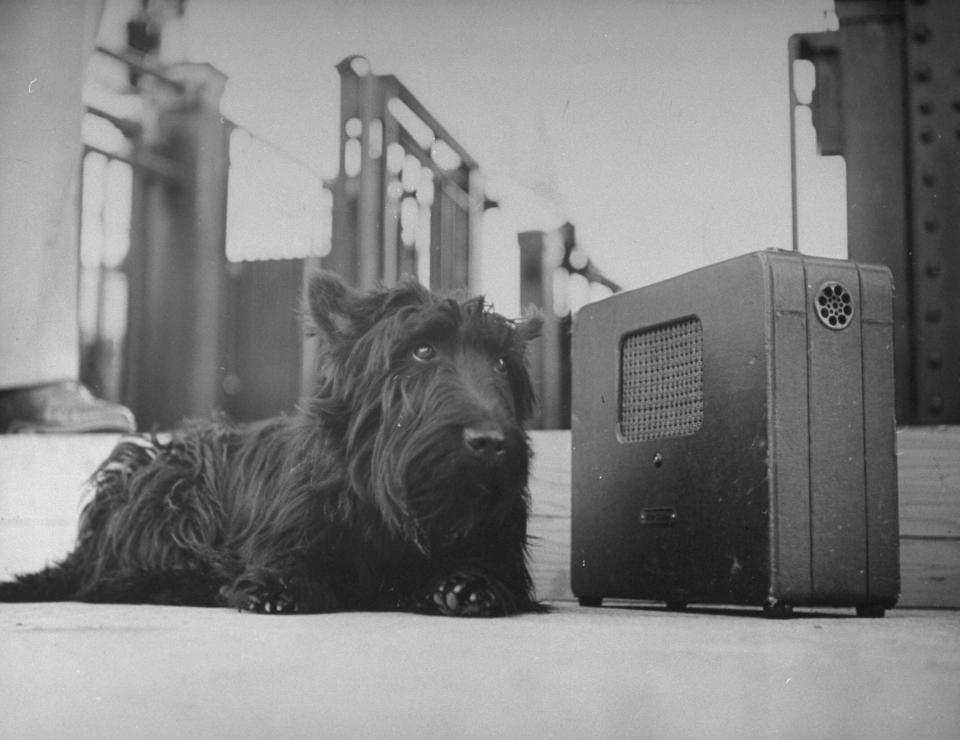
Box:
[928, 396, 943, 414]
[918, 99, 934, 115]
[926, 307, 942, 323]
[921, 171, 937, 187]
[923, 217, 939, 233]
[925, 262, 941, 278]
[913, 64, 932, 83]
[911, 24, 931, 44]
[927, 352, 943, 370]
[919, 128, 936, 144]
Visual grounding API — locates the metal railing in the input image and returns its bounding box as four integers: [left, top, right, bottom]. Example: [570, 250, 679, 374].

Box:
[326, 55, 483, 293]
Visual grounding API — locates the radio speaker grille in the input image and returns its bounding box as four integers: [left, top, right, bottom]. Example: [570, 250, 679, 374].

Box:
[619, 318, 704, 441]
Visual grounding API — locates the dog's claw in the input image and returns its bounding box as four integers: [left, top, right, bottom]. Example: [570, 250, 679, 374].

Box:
[238, 592, 294, 615]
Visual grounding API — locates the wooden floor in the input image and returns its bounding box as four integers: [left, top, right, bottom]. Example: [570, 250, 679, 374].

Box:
[1, 600, 958, 739]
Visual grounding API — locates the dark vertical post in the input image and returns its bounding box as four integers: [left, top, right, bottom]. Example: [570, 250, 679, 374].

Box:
[356, 67, 385, 290]
[124, 63, 229, 428]
[176, 64, 230, 419]
[327, 57, 365, 287]
[833, 3, 912, 420]
[790, 0, 960, 423]
[519, 231, 554, 429]
[903, 0, 960, 422]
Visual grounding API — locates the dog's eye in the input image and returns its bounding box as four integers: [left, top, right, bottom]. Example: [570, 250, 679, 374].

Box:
[493, 356, 508, 374]
[413, 344, 436, 361]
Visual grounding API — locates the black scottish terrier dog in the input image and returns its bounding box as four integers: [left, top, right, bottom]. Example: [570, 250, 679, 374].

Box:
[0, 272, 543, 616]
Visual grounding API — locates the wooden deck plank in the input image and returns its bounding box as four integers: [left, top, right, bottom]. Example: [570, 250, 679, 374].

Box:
[899, 538, 960, 608]
[897, 426, 960, 539]
[528, 515, 571, 601]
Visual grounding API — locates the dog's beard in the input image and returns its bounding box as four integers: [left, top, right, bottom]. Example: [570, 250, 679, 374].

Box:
[353, 374, 530, 554]
[399, 425, 530, 551]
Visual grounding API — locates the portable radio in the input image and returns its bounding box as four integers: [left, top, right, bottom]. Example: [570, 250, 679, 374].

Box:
[571, 250, 899, 617]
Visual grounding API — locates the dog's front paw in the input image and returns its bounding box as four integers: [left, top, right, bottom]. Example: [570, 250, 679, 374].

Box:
[220, 572, 302, 615]
[221, 572, 341, 615]
[426, 571, 510, 617]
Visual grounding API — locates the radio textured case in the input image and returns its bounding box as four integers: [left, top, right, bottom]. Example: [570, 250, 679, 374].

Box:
[571, 250, 900, 617]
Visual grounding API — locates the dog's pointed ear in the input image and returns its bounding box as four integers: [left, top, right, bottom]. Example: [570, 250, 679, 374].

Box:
[305, 272, 434, 344]
[515, 312, 543, 342]
[304, 271, 366, 343]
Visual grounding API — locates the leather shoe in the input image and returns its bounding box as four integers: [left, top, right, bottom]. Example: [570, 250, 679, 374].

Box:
[0, 380, 136, 434]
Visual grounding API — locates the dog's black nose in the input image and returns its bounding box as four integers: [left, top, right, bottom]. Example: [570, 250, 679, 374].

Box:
[463, 426, 506, 460]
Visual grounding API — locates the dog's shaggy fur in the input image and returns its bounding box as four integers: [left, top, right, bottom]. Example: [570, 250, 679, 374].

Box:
[0, 272, 543, 616]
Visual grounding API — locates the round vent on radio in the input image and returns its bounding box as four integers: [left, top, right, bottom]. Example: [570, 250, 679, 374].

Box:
[814, 281, 853, 330]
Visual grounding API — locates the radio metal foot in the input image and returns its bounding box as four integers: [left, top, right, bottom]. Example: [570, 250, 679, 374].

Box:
[763, 604, 794, 620]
